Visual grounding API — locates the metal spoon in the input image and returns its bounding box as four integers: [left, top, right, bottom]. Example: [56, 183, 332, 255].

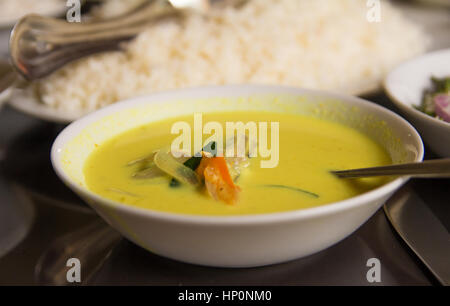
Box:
[331, 158, 450, 179]
[9, 0, 247, 81]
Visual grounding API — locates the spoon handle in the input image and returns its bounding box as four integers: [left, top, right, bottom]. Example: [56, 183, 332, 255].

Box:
[331, 158, 450, 178]
[10, 0, 180, 80]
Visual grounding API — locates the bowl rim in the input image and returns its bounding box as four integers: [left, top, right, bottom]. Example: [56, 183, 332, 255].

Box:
[51, 85, 424, 225]
[383, 48, 450, 129]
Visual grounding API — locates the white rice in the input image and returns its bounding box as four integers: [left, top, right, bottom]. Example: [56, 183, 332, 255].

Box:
[37, 0, 429, 112]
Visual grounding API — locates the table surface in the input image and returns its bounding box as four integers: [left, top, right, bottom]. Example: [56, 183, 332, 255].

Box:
[0, 0, 449, 286]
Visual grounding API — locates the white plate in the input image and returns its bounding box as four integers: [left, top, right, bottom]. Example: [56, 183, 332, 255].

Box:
[8, 88, 88, 123]
[384, 48, 450, 157]
[8, 83, 381, 125]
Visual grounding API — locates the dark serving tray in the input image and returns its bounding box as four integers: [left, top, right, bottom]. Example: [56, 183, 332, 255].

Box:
[0, 91, 448, 285]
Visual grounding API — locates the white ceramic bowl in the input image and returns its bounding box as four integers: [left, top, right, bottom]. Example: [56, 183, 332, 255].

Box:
[384, 49, 450, 157]
[51, 85, 423, 267]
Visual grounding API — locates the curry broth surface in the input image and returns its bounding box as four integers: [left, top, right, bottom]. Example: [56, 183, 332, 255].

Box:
[84, 112, 391, 216]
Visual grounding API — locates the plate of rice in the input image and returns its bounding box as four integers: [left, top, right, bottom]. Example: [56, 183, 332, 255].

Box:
[8, 0, 429, 123]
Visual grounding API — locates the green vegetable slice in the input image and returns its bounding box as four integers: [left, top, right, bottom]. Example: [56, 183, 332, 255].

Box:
[154, 149, 200, 187]
[170, 142, 217, 187]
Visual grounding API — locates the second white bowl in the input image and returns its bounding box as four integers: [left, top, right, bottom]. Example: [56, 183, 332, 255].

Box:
[384, 49, 450, 157]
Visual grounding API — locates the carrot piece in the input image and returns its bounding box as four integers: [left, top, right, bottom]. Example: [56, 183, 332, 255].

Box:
[198, 156, 241, 205]
[204, 165, 240, 205]
[213, 157, 235, 185]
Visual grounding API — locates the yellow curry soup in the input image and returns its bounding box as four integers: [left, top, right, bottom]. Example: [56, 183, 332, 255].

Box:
[84, 112, 391, 216]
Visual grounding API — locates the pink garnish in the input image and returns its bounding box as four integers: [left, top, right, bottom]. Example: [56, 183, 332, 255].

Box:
[434, 94, 450, 123]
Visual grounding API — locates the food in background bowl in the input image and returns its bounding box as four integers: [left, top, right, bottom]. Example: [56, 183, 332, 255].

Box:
[51, 86, 423, 267]
[416, 76, 450, 122]
[384, 48, 450, 157]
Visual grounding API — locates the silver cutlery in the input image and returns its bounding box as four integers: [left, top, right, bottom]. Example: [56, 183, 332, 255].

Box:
[331, 158, 450, 179]
[9, 0, 248, 81]
[384, 187, 450, 286]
